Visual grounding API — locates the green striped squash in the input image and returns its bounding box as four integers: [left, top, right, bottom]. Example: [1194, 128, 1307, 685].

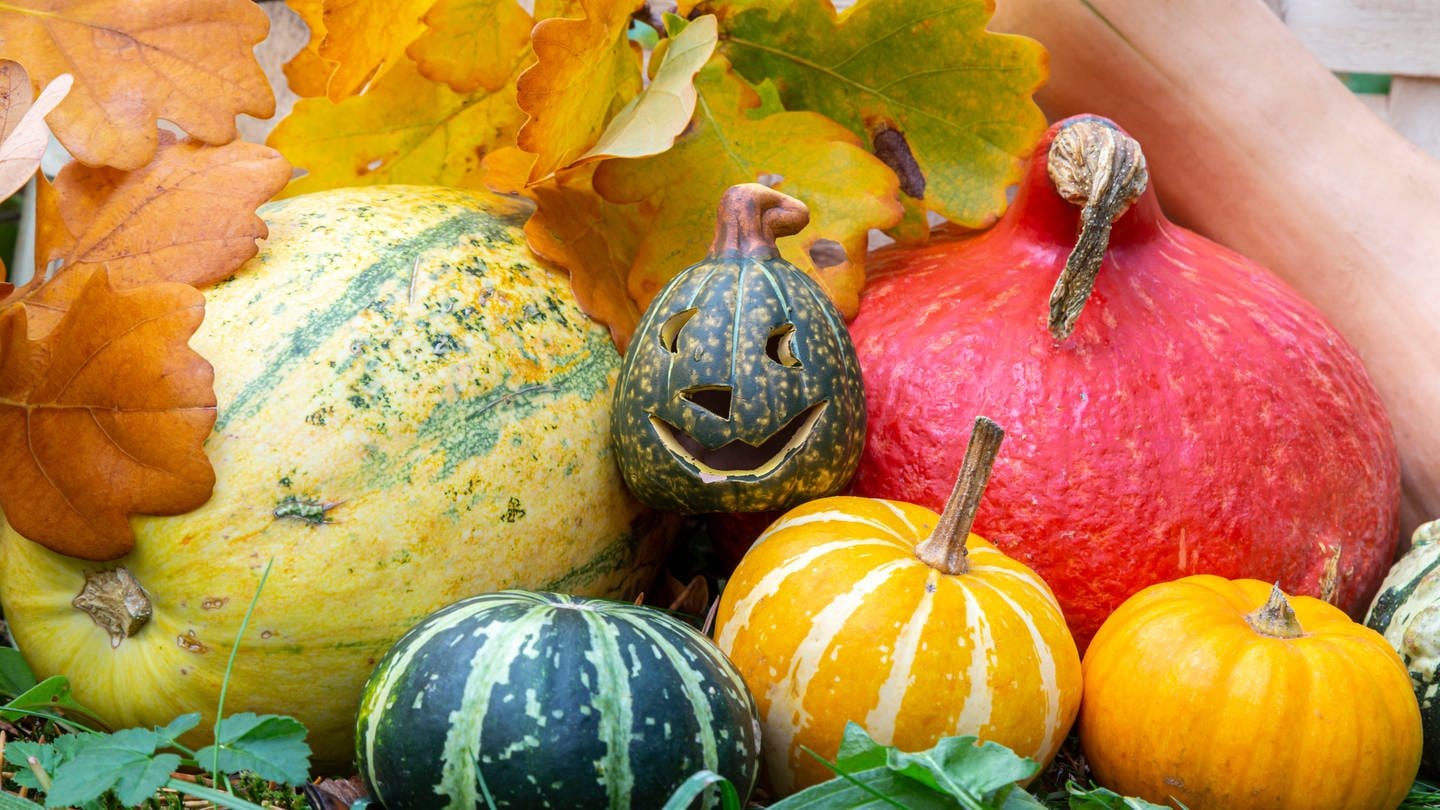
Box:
[1367, 519, 1440, 775]
[611, 184, 866, 514]
[357, 590, 761, 809]
[0, 185, 674, 767]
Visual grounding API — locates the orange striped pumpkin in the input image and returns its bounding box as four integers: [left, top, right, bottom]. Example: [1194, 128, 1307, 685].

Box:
[714, 418, 1081, 795]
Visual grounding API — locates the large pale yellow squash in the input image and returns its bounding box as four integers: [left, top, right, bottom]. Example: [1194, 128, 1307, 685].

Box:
[0, 185, 673, 767]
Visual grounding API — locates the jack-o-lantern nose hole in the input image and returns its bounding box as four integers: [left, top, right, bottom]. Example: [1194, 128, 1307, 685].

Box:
[681, 386, 732, 420]
[766, 323, 802, 367]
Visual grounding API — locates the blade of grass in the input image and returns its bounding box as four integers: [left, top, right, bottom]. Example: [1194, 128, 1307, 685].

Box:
[661, 770, 743, 810]
[211, 558, 275, 789]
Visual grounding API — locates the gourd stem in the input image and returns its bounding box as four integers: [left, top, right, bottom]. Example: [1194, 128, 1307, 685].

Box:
[1046, 118, 1150, 340]
[915, 417, 1005, 575]
[708, 183, 809, 261]
[72, 567, 152, 649]
[1245, 583, 1306, 639]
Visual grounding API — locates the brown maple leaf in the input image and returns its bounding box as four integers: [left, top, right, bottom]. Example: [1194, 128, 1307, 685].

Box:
[0, 268, 217, 561]
[0, 0, 274, 170]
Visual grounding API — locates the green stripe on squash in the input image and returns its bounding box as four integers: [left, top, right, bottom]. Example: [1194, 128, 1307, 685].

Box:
[357, 591, 762, 809]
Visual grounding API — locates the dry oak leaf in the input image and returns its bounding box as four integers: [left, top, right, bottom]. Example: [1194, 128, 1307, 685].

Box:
[408, 0, 535, 94]
[0, 63, 71, 204]
[519, 160, 646, 353]
[269, 54, 527, 197]
[0, 0, 275, 171]
[9, 134, 290, 337]
[0, 267, 216, 560]
[515, 0, 645, 184]
[311, 0, 434, 101]
[592, 52, 902, 321]
[717, 0, 1048, 228]
[575, 14, 718, 165]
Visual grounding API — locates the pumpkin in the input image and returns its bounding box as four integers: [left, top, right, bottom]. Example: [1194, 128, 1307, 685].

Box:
[356, 590, 761, 810]
[610, 183, 866, 514]
[988, 0, 1440, 538]
[1366, 519, 1440, 776]
[846, 115, 1399, 649]
[714, 417, 1082, 796]
[1082, 575, 1422, 809]
[0, 185, 674, 767]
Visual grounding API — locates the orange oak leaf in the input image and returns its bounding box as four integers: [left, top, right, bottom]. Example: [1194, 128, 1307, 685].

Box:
[524, 163, 645, 353]
[0, 63, 71, 204]
[0, 267, 216, 560]
[313, 0, 434, 102]
[0, 0, 275, 171]
[408, 0, 535, 94]
[270, 54, 527, 196]
[14, 134, 290, 336]
[515, 0, 644, 184]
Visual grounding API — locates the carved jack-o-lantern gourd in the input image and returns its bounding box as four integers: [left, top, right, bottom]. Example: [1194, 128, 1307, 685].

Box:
[612, 184, 866, 514]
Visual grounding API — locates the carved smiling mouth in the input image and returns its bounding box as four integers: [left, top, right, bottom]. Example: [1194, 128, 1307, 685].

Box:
[649, 401, 828, 481]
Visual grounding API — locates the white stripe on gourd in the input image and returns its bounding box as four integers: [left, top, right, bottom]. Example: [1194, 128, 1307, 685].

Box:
[864, 568, 941, 741]
[579, 607, 635, 808]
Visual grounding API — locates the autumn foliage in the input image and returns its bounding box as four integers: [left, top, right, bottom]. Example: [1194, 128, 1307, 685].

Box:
[0, 0, 1047, 560]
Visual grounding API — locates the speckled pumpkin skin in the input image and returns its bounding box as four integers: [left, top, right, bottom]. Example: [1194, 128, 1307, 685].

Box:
[0, 185, 673, 767]
[612, 252, 866, 514]
[1367, 520, 1440, 776]
[848, 119, 1400, 650]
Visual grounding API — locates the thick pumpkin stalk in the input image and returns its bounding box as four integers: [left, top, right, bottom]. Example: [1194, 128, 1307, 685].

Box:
[1047, 118, 1150, 340]
[1245, 583, 1306, 639]
[709, 183, 809, 260]
[915, 416, 1005, 574]
[72, 567, 152, 649]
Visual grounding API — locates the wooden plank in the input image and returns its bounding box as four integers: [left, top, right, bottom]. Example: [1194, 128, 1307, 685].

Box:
[1388, 76, 1440, 158]
[1264, 0, 1440, 77]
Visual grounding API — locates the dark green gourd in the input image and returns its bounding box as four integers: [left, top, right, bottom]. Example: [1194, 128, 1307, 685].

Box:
[1367, 520, 1440, 776]
[611, 183, 866, 513]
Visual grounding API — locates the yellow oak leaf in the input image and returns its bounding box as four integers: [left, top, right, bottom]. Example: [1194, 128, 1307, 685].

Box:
[715, 0, 1048, 228]
[269, 54, 528, 197]
[312, 0, 434, 101]
[576, 14, 717, 164]
[0, 64, 70, 214]
[281, 0, 337, 98]
[515, 0, 644, 184]
[407, 0, 535, 94]
[0, 0, 274, 170]
[592, 53, 901, 320]
[0, 267, 216, 560]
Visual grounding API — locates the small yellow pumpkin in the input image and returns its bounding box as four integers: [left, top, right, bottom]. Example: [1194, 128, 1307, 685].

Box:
[714, 417, 1081, 796]
[1081, 575, 1422, 810]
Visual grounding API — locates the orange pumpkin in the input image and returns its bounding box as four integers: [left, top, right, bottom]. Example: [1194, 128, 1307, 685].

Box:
[1082, 575, 1422, 810]
[714, 418, 1081, 795]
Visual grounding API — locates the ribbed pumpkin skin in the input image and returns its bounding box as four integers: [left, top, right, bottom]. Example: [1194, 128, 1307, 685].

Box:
[357, 590, 761, 809]
[0, 186, 672, 766]
[1367, 520, 1440, 776]
[1083, 575, 1421, 810]
[715, 495, 1081, 796]
[612, 253, 866, 513]
[848, 120, 1399, 649]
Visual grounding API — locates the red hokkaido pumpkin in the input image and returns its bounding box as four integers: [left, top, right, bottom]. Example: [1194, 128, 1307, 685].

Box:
[847, 115, 1400, 649]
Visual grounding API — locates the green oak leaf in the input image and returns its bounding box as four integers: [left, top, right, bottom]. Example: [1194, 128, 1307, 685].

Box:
[716, 0, 1048, 228]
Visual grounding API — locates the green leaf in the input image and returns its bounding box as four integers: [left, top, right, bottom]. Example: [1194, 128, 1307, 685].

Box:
[43, 728, 172, 809]
[194, 713, 311, 786]
[1065, 782, 1177, 810]
[2, 676, 100, 728]
[0, 648, 37, 697]
[716, 0, 1047, 228]
[0, 790, 43, 809]
[155, 712, 203, 746]
[661, 770, 744, 810]
[769, 767, 957, 809]
[4, 741, 61, 791]
[888, 736, 1040, 801]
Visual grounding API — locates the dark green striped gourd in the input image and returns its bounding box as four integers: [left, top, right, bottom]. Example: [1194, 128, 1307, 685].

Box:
[611, 184, 866, 514]
[1367, 519, 1440, 775]
[356, 590, 762, 809]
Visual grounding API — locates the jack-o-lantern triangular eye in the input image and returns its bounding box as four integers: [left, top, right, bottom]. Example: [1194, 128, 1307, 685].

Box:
[766, 323, 802, 367]
[659, 308, 698, 354]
